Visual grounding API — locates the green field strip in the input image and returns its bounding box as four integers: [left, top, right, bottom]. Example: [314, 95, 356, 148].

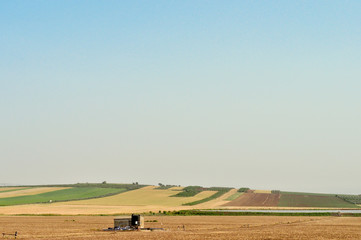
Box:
[0, 187, 30, 194]
[278, 194, 359, 208]
[225, 192, 243, 201]
[0, 187, 127, 206]
[183, 188, 232, 206]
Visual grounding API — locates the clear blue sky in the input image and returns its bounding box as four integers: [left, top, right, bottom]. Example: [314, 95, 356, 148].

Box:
[1, 0, 360, 193]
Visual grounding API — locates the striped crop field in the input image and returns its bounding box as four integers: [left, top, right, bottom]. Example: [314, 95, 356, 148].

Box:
[64, 186, 217, 206]
[0, 187, 29, 193]
[0, 187, 69, 198]
[0, 187, 127, 206]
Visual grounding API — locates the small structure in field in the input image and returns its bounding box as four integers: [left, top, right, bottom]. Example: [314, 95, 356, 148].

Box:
[105, 214, 163, 232]
[113, 214, 144, 229]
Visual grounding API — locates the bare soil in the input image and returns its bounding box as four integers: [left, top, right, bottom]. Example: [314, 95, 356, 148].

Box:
[0, 215, 360, 240]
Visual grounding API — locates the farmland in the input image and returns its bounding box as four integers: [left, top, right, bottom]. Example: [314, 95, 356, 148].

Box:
[0, 187, 126, 206]
[222, 190, 359, 209]
[64, 186, 217, 207]
[0, 184, 359, 215]
[337, 194, 361, 205]
[223, 191, 280, 207]
[0, 187, 29, 193]
[278, 193, 358, 208]
[0, 187, 68, 198]
[0, 215, 360, 239]
[182, 187, 232, 206]
[225, 191, 243, 201]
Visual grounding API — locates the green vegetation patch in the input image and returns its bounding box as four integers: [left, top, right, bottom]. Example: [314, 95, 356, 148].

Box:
[279, 193, 359, 208]
[0, 187, 126, 206]
[155, 183, 179, 190]
[225, 192, 243, 201]
[183, 187, 232, 206]
[172, 186, 204, 197]
[238, 187, 250, 193]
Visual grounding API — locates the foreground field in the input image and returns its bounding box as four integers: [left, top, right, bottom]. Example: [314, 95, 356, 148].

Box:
[0, 215, 360, 239]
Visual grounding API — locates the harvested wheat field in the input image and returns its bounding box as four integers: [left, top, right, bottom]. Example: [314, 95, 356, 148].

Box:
[0, 215, 360, 240]
[224, 191, 280, 207]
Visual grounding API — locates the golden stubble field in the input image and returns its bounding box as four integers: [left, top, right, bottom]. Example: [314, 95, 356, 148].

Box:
[0, 215, 360, 240]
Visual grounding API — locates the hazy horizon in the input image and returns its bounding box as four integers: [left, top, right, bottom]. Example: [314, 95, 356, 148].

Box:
[1, 1, 360, 195]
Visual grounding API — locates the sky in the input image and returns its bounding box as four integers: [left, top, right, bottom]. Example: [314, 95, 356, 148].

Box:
[1, 0, 360, 194]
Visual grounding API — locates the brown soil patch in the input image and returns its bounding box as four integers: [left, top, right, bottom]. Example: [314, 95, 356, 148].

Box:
[223, 192, 280, 207]
[0, 215, 360, 239]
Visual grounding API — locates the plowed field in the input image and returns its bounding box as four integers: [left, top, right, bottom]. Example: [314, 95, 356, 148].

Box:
[224, 192, 280, 207]
[0, 215, 360, 239]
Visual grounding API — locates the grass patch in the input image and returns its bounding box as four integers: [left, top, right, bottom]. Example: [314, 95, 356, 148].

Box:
[183, 187, 232, 206]
[225, 192, 243, 201]
[0, 187, 126, 206]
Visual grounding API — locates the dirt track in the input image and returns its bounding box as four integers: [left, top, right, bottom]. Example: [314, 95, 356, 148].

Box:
[223, 192, 280, 207]
[0, 215, 360, 240]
